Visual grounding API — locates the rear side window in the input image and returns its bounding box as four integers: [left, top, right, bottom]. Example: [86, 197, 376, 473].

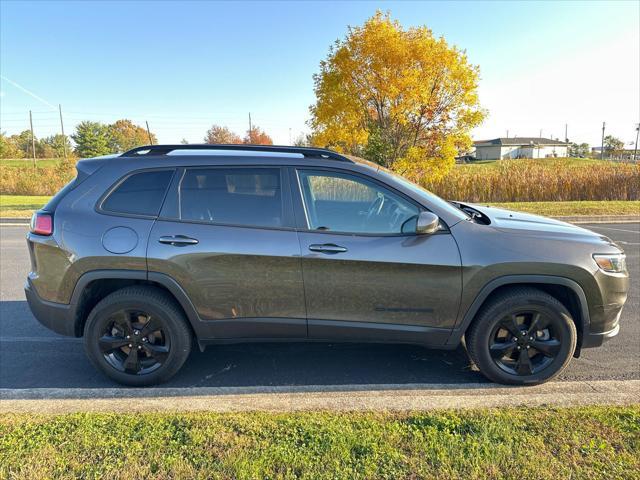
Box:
[102, 170, 174, 216]
[178, 167, 283, 228]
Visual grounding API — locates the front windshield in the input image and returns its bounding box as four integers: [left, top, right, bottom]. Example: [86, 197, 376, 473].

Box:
[376, 168, 469, 221]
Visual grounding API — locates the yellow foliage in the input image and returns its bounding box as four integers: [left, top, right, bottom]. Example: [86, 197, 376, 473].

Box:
[310, 11, 485, 173]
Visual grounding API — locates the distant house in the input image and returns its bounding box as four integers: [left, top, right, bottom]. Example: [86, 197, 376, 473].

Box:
[473, 137, 569, 160]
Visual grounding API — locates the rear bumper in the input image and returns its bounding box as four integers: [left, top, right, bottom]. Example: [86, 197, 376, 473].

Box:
[24, 279, 76, 337]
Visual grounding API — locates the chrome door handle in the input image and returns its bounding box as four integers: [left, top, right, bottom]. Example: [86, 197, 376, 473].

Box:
[158, 235, 199, 246]
[308, 243, 348, 254]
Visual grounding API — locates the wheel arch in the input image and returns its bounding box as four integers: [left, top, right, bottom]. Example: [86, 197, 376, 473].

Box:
[70, 270, 201, 340]
[448, 275, 590, 354]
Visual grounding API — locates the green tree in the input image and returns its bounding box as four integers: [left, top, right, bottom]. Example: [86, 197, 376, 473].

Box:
[0, 132, 24, 158]
[41, 134, 72, 158]
[72, 121, 112, 157]
[568, 142, 590, 158]
[108, 119, 156, 152]
[309, 11, 485, 181]
[603, 135, 624, 157]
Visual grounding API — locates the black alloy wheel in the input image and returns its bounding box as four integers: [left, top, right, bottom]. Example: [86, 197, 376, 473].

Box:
[489, 311, 562, 376]
[99, 309, 170, 375]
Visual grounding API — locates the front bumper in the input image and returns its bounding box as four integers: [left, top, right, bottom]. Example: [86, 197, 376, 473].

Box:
[24, 279, 76, 337]
[581, 309, 622, 348]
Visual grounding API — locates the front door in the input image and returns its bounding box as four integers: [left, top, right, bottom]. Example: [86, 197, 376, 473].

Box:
[292, 168, 462, 345]
[147, 166, 306, 340]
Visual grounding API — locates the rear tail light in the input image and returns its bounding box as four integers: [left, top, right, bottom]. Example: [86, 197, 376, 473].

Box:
[30, 212, 53, 236]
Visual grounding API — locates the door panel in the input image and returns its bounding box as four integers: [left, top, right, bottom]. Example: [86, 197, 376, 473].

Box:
[292, 168, 462, 341]
[148, 220, 306, 338]
[299, 232, 462, 330]
[147, 165, 306, 340]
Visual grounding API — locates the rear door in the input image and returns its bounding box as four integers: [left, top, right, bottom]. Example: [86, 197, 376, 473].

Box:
[147, 165, 307, 340]
[291, 168, 462, 345]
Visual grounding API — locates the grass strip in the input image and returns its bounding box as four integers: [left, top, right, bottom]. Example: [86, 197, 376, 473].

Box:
[2, 195, 638, 219]
[487, 200, 640, 217]
[0, 406, 638, 479]
[0, 195, 51, 218]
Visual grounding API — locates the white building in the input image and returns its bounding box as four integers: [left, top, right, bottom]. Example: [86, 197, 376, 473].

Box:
[474, 137, 569, 160]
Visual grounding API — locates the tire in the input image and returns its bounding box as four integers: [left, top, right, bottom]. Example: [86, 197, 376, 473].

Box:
[466, 287, 577, 385]
[83, 286, 192, 386]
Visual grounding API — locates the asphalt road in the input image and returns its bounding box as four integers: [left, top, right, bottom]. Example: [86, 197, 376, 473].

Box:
[1, 223, 638, 391]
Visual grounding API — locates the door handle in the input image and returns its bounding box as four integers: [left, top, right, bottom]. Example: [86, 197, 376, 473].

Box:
[158, 235, 199, 246]
[308, 243, 348, 254]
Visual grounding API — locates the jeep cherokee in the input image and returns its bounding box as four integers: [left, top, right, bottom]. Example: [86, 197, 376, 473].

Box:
[25, 145, 629, 386]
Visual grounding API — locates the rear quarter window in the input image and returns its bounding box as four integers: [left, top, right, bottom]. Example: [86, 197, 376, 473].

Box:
[101, 170, 174, 217]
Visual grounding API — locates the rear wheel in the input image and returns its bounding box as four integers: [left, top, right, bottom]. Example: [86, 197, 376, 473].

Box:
[466, 287, 577, 385]
[84, 286, 192, 386]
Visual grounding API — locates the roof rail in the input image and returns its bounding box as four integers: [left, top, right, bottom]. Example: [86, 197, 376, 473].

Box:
[120, 144, 352, 162]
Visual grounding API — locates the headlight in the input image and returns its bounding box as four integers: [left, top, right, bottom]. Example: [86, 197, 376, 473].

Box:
[593, 253, 627, 273]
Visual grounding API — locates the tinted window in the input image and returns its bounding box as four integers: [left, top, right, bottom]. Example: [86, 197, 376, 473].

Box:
[179, 168, 283, 228]
[298, 170, 420, 234]
[102, 170, 173, 216]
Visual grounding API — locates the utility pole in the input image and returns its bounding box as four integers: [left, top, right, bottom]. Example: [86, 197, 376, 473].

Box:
[506, 129, 509, 138]
[539, 128, 542, 139]
[248, 112, 253, 143]
[565, 123, 568, 143]
[58, 104, 67, 159]
[634, 123, 639, 162]
[145, 121, 153, 145]
[601, 122, 606, 160]
[289, 128, 292, 145]
[29, 110, 36, 168]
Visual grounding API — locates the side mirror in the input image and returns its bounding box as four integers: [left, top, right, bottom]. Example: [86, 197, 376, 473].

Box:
[416, 211, 440, 235]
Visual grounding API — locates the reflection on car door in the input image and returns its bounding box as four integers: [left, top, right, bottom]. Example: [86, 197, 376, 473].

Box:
[147, 166, 307, 340]
[292, 168, 462, 346]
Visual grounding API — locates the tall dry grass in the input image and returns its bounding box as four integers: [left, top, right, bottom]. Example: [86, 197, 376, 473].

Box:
[1, 158, 638, 202]
[1, 161, 75, 195]
[423, 161, 639, 202]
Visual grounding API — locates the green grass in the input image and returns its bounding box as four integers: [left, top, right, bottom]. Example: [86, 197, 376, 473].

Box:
[489, 200, 640, 217]
[0, 195, 51, 218]
[1, 195, 637, 219]
[0, 158, 65, 168]
[0, 406, 638, 479]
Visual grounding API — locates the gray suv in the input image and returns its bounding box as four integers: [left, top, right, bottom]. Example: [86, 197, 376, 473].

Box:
[25, 145, 629, 386]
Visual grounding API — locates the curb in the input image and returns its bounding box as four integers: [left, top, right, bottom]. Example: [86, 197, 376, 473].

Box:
[0, 218, 29, 225]
[1, 216, 639, 226]
[1, 380, 638, 413]
[554, 215, 640, 224]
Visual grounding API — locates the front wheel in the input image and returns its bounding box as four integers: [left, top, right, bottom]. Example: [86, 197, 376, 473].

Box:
[466, 287, 577, 385]
[84, 286, 192, 386]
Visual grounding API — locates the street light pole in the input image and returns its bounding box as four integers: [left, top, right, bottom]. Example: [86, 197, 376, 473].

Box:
[601, 122, 606, 160]
[633, 123, 639, 162]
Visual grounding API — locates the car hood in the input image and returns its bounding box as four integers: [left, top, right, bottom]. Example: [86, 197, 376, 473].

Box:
[466, 204, 618, 247]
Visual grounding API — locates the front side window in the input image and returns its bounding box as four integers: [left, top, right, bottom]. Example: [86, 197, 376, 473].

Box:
[179, 167, 283, 228]
[102, 170, 174, 216]
[297, 170, 420, 234]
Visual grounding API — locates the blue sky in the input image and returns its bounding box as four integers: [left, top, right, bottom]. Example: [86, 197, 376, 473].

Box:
[1, 1, 638, 147]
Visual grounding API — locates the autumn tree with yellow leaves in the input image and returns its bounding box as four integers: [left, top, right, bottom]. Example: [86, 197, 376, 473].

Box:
[309, 12, 485, 181]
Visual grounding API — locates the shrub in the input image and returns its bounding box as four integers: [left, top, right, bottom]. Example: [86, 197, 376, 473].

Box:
[0, 159, 75, 195]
